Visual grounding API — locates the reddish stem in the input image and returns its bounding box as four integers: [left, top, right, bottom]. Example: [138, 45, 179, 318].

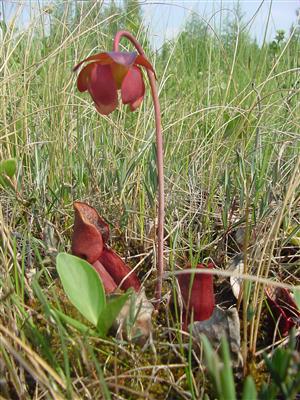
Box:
[113, 31, 165, 307]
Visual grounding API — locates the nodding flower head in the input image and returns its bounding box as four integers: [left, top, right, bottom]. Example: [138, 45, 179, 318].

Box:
[74, 51, 155, 115]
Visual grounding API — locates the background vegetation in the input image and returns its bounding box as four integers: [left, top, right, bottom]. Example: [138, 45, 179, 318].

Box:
[1, 1, 300, 398]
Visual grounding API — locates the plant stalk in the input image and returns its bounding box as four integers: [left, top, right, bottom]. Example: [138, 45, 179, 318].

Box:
[113, 31, 165, 307]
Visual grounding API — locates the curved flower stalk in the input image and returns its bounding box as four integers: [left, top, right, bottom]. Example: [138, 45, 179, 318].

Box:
[74, 31, 165, 305]
[72, 202, 141, 293]
[177, 263, 215, 330]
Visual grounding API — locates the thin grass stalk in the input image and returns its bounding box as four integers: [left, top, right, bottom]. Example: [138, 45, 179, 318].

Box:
[242, 193, 250, 373]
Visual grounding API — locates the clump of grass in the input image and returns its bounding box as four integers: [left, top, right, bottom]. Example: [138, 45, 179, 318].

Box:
[1, 1, 300, 398]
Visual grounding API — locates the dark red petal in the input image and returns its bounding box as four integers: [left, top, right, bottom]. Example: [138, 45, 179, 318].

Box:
[87, 64, 118, 115]
[92, 260, 117, 294]
[128, 95, 144, 112]
[135, 54, 156, 77]
[177, 263, 215, 327]
[71, 202, 110, 264]
[73, 52, 112, 72]
[107, 51, 137, 67]
[77, 63, 95, 92]
[121, 66, 145, 111]
[99, 247, 141, 292]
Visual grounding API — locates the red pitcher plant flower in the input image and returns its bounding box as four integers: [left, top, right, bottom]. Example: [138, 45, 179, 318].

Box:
[74, 31, 165, 307]
[72, 201, 141, 294]
[73, 52, 155, 115]
[177, 263, 215, 330]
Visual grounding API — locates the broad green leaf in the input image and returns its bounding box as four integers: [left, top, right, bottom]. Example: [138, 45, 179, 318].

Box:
[97, 290, 132, 337]
[56, 253, 106, 325]
[0, 158, 17, 177]
[0, 176, 11, 189]
[293, 287, 300, 310]
[242, 376, 257, 400]
[0, 158, 17, 188]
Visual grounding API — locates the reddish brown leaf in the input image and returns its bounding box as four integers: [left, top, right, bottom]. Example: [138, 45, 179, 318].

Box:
[99, 247, 141, 292]
[71, 202, 141, 294]
[265, 286, 300, 336]
[71, 202, 109, 264]
[92, 260, 117, 294]
[177, 263, 215, 329]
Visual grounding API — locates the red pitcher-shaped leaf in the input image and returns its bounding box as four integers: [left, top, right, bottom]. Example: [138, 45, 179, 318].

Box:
[99, 247, 141, 292]
[265, 286, 300, 336]
[71, 201, 141, 294]
[177, 263, 215, 329]
[71, 202, 110, 263]
[92, 260, 117, 294]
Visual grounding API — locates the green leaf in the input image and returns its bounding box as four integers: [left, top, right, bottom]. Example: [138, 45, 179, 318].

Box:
[201, 334, 215, 374]
[242, 376, 257, 400]
[293, 287, 300, 310]
[56, 253, 106, 326]
[263, 345, 292, 393]
[201, 335, 222, 398]
[259, 382, 278, 400]
[284, 225, 300, 247]
[224, 113, 242, 138]
[32, 277, 52, 318]
[97, 290, 132, 337]
[290, 236, 300, 247]
[0, 158, 17, 188]
[0, 158, 17, 177]
[51, 308, 98, 336]
[271, 348, 291, 382]
[219, 337, 237, 400]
